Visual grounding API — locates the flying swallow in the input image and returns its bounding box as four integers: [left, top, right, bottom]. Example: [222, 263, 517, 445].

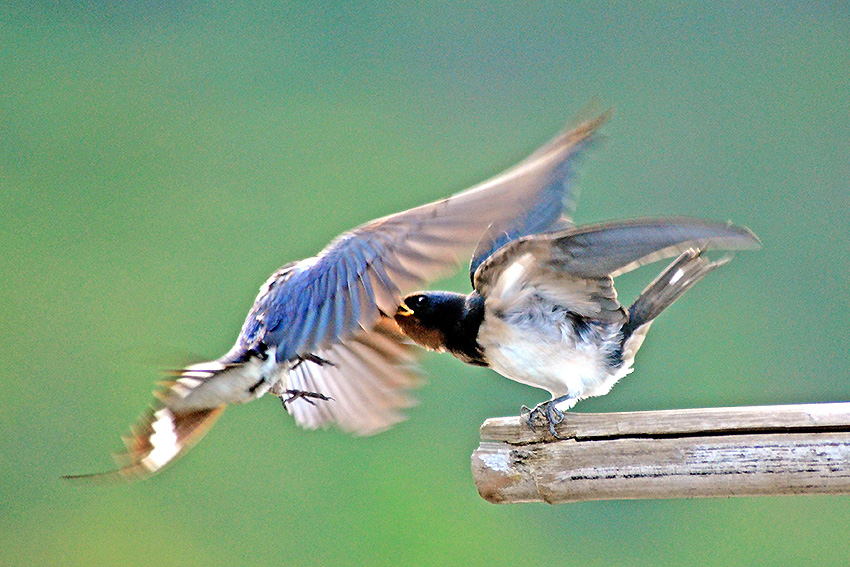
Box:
[66, 112, 608, 480]
[394, 218, 760, 437]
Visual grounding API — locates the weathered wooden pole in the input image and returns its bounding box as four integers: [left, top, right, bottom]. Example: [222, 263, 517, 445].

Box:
[472, 402, 850, 504]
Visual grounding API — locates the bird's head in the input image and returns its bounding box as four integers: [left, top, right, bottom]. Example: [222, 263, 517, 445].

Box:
[394, 291, 467, 352]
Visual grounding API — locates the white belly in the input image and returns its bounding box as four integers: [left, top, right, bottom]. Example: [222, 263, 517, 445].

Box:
[477, 309, 629, 402]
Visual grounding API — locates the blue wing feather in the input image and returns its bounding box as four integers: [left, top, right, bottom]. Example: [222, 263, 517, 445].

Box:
[233, 113, 607, 365]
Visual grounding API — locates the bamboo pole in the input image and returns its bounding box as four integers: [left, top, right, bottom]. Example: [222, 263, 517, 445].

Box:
[471, 402, 850, 504]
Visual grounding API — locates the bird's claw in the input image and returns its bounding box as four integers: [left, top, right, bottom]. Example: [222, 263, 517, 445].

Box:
[521, 401, 567, 438]
[292, 354, 336, 369]
[520, 405, 536, 428]
[281, 389, 333, 407]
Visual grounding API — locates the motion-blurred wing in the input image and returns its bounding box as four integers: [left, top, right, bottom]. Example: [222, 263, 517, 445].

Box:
[240, 113, 608, 363]
[467, 112, 607, 282]
[281, 318, 419, 435]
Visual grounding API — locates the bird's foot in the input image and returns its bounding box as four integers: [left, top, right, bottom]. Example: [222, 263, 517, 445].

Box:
[281, 389, 333, 407]
[520, 399, 568, 438]
[520, 405, 538, 428]
[292, 353, 335, 369]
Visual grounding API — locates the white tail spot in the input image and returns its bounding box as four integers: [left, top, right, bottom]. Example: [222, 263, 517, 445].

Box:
[141, 408, 180, 472]
[669, 268, 685, 285]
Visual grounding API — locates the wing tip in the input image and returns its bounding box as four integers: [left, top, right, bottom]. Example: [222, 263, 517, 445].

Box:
[723, 220, 762, 250]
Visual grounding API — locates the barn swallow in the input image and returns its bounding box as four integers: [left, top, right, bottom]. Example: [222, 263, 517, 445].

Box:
[65, 112, 608, 480]
[394, 218, 760, 436]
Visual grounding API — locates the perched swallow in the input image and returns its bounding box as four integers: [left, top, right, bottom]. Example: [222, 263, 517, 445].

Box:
[66, 113, 608, 480]
[394, 218, 760, 436]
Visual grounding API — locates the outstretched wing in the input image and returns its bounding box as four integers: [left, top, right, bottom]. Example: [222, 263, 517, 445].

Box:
[239, 114, 607, 362]
[467, 112, 607, 282]
[473, 217, 760, 321]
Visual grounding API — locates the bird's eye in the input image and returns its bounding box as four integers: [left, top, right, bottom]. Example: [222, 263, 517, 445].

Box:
[410, 295, 428, 308]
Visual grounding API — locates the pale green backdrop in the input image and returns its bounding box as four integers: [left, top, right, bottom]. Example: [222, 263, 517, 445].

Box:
[2, 2, 849, 566]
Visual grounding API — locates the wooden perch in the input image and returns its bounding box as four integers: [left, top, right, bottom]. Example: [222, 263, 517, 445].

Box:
[471, 402, 850, 504]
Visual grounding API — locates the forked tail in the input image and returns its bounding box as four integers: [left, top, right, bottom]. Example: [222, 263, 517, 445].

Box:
[620, 249, 730, 350]
[63, 403, 225, 482]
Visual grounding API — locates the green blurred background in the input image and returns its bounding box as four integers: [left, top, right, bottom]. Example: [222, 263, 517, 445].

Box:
[2, 2, 849, 566]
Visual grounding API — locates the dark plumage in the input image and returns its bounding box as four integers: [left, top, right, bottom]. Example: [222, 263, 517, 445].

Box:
[67, 112, 607, 480]
[396, 292, 487, 366]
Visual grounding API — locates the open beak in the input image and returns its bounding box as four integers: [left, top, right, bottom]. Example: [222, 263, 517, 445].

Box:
[396, 301, 414, 317]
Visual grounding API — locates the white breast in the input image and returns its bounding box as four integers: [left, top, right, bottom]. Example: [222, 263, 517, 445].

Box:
[477, 299, 628, 402]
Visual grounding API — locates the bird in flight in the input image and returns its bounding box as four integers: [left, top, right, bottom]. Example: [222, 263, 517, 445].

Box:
[395, 218, 760, 437]
[66, 112, 608, 480]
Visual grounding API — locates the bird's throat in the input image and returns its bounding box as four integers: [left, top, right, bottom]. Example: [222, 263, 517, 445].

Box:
[443, 293, 487, 366]
[395, 292, 487, 366]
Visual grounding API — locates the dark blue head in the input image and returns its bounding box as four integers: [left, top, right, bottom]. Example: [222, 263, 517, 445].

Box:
[395, 291, 486, 365]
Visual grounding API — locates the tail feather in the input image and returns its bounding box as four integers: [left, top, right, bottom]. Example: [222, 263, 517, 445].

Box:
[64, 404, 225, 482]
[63, 352, 273, 482]
[621, 248, 728, 342]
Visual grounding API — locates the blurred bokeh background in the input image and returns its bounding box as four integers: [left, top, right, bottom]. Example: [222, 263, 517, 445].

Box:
[2, 2, 849, 566]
